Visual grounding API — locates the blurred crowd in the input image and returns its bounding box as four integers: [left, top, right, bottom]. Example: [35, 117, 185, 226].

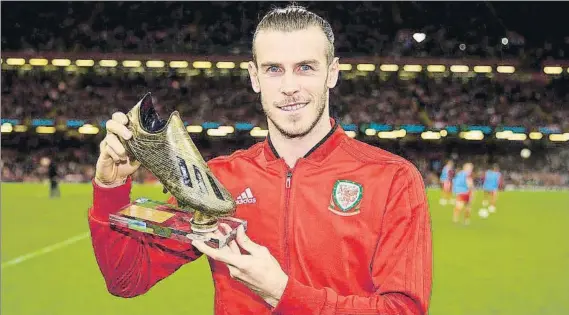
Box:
[1, 70, 265, 127]
[1, 141, 247, 184]
[2, 69, 568, 131]
[1, 147, 97, 183]
[2, 2, 568, 68]
[2, 144, 568, 188]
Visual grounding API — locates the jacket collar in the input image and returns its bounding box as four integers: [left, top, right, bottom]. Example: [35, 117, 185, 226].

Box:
[263, 118, 346, 164]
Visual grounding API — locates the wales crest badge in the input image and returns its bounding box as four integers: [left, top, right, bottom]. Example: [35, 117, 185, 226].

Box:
[328, 180, 363, 216]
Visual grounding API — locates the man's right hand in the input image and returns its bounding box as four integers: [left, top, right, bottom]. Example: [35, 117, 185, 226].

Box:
[94, 112, 141, 188]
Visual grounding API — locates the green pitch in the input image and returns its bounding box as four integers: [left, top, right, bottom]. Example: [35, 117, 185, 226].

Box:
[2, 183, 568, 315]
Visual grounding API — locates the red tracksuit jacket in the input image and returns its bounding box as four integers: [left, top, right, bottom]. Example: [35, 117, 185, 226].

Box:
[88, 120, 432, 314]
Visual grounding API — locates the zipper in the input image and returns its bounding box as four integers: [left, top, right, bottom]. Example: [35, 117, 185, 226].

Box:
[285, 171, 292, 189]
[283, 169, 293, 273]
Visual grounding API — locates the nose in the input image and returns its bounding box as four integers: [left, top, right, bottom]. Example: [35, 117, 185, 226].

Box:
[279, 73, 300, 96]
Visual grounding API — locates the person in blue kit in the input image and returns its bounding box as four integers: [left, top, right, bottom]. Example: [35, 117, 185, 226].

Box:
[439, 160, 454, 206]
[481, 164, 503, 214]
[452, 162, 474, 225]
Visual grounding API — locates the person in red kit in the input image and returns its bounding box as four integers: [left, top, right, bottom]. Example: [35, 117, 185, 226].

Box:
[89, 5, 433, 315]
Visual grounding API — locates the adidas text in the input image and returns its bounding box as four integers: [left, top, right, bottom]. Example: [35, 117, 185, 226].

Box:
[236, 197, 257, 205]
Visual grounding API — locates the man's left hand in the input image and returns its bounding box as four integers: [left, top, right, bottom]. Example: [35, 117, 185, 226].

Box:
[193, 225, 289, 307]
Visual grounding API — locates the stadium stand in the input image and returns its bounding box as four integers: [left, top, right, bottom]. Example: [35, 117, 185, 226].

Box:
[2, 2, 569, 64]
[2, 70, 568, 130]
[1, 2, 568, 188]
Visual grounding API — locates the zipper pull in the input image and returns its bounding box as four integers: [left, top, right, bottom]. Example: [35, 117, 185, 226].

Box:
[285, 171, 292, 189]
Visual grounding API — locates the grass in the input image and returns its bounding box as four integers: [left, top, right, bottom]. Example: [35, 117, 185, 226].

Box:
[1, 183, 568, 315]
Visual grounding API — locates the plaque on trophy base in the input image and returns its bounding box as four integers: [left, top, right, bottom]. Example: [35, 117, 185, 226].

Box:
[110, 198, 247, 248]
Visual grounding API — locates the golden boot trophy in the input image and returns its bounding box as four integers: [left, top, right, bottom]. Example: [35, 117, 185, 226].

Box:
[109, 93, 245, 248]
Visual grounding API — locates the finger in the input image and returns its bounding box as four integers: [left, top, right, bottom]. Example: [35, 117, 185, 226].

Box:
[228, 240, 240, 254]
[227, 264, 243, 280]
[219, 223, 233, 235]
[227, 265, 254, 285]
[112, 112, 129, 125]
[99, 138, 120, 163]
[193, 240, 247, 268]
[212, 229, 226, 239]
[106, 119, 132, 140]
[104, 142, 122, 163]
[99, 139, 110, 158]
[105, 134, 127, 160]
[236, 225, 265, 255]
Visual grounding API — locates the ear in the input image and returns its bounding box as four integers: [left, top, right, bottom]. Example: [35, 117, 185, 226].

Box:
[247, 61, 261, 93]
[326, 57, 340, 89]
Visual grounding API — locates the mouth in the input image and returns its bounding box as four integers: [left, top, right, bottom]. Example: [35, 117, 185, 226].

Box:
[279, 103, 308, 112]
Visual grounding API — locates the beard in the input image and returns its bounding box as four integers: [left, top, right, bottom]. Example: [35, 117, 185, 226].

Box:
[262, 85, 329, 139]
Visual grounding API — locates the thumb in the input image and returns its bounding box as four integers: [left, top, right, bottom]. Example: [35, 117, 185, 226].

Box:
[235, 225, 262, 255]
[98, 140, 114, 164]
[94, 163, 119, 186]
[96, 152, 117, 177]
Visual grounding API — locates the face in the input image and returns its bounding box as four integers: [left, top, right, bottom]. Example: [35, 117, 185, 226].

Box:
[248, 26, 339, 138]
[464, 163, 474, 173]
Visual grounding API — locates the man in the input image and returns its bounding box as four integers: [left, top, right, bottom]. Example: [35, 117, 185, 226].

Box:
[439, 160, 454, 206]
[48, 158, 60, 198]
[88, 5, 432, 314]
[452, 162, 474, 225]
[481, 164, 503, 213]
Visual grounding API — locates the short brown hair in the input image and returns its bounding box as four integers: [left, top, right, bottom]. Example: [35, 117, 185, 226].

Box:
[252, 4, 335, 65]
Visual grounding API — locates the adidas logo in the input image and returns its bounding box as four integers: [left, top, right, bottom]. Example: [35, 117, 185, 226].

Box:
[236, 188, 256, 205]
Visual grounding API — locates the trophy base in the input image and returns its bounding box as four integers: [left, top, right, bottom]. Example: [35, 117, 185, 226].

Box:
[109, 198, 247, 249]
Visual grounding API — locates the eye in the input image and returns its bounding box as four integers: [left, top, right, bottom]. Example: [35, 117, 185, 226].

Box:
[299, 64, 313, 71]
[267, 66, 281, 73]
